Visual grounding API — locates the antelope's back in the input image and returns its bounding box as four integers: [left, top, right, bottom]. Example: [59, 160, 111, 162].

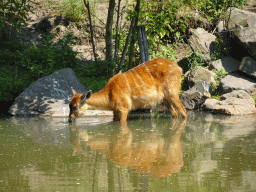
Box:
[108, 58, 183, 93]
[139, 57, 182, 83]
[104, 58, 183, 109]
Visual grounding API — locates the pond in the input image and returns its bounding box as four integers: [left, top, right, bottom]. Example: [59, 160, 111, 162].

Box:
[1, 111, 256, 192]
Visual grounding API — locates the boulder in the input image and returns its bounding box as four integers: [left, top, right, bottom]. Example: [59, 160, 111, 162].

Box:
[208, 57, 240, 73]
[239, 56, 256, 78]
[201, 99, 219, 111]
[211, 90, 256, 115]
[184, 66, 216, 86]
[226, 7, 256, 60]
[9, 68, 89, 116]
[180, 81, 212, 110]
[219, 72, 256, 96]
[217, 21, 225, 32]
[220, 90, 254, 100]
[188, 28, 219, 63]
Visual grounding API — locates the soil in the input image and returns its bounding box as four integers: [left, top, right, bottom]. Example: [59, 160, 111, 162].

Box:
[17, 1, 121, 63]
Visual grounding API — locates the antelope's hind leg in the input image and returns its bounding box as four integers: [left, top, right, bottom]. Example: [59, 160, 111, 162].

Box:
[166, 94, 187, 119]
[113, 109, 129, 122]
[165, 100, 179, 118]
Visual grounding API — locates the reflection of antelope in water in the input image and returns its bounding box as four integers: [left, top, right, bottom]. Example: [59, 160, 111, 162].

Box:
[69, 119, 186, 177]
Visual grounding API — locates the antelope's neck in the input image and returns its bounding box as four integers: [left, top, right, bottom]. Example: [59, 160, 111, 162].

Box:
[86, 90, 110, 110]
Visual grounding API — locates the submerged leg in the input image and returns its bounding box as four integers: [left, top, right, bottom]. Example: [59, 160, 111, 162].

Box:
[113, 110, 120, 121]
[165, 100, 178, 118]
[166, 94, 187, 119]
[113, 109, 129, 122]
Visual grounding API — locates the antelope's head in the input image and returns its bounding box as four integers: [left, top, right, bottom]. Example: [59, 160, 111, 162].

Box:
[68, 88, 92, 122]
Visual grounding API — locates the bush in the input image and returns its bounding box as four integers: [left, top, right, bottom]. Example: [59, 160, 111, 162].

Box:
[0, 66, 26, 103]
[139, 0, 188, 52]
[195, 0, 247, 23]
[121, 0, 248, 61]
[0, 33, 79, 103]
[0, 0, 35, 29]
[73, 60, 114, 92]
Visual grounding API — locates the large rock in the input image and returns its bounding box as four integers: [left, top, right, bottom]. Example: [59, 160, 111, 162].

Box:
[184, 66, 216, 86]
[211, 90, 256, 115]
[239, 56, 256, 78]
[201, 98, 219, 111]
[219, 72, 256, 96]
[188, 28, 219, 63]
[9, 68, 87, 116]
[226, 7, 256, 60]
[221, 90, 254, 100]
[208, 57, 240, 73]
[180, 81, 212, 110]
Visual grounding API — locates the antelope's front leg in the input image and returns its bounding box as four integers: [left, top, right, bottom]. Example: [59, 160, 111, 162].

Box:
[113, 109, 129, 122]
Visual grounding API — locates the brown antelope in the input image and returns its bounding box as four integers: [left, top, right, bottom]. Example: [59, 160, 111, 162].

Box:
[68, 58, 187, 122]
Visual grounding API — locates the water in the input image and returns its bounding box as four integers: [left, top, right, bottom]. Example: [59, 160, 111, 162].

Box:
[1, 111, 256, 192]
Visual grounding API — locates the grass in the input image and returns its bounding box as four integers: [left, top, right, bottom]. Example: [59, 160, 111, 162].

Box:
[211, 95, 221, 101]
[252, 96, 256, 104]
[212, 69, 228, 92]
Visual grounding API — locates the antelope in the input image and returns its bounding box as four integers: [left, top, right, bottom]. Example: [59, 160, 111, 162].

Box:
[68, 58, 187, 122]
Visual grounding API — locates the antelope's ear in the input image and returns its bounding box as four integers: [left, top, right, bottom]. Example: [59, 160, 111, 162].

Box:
[71, 88, 77, 96]
[81, 90, 92, 102]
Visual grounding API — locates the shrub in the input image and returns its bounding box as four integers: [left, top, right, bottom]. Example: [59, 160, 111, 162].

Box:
[139, 0, 188, 52]
[0, 33, 79, 103]
[0, 0, 35, 30]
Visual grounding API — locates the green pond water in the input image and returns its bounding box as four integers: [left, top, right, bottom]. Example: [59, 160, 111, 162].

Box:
[1, 111, 256, 192]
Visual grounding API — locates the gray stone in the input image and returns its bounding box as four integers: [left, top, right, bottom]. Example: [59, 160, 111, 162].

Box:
[212, 97, 256, 116]
[201, 99, 219, 111]
[239, 56, 256, 78]
[208, 57, 240, 73]
[9, 68, 87, 116]
[180, 81, 212, 110]
[184, 66, 216, 86]
[219, 73, 256, 96]
[208, 90, 256, 115]
[202, 91, 256, 115]
[221, 90, 253, 100]
[217, 21, 225, 32]
[226, 7, 256, 60]
[188, 28, 219, 63]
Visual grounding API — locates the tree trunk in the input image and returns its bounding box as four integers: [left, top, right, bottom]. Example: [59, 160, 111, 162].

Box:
[83, 0, 97, 62]
[105, 0, 115, 63]
[114, 0, 122, 64]
[128, 0, 141, 69]
[117, 18, 135, 73]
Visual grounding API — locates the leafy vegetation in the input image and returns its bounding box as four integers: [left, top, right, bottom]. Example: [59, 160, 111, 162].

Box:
[131, 0, 246, 61]
[192, 0, 248, 23]
[139, 0, 188, 52]
[57, 0, 88, 22]
[211, 69, 228, 98]
[0, 33, 79, 103]
[213, 69, 228, 90]
[0, 0, 35, 29]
